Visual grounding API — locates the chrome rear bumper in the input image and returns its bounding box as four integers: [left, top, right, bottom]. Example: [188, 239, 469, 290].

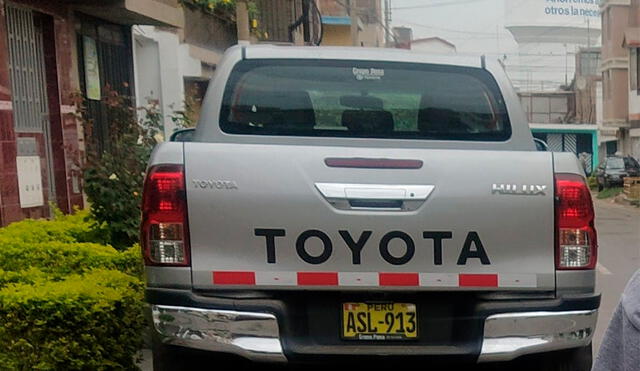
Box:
[151, 304, 597, 363]
[478, 309, 597, 362]
[150, 305, 287, 362]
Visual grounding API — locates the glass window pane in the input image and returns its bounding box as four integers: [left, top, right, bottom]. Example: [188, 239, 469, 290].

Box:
[220, 60, 512, 141]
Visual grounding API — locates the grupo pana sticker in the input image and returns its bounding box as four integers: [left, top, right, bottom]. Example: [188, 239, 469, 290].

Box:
[352, 67, 384, 81]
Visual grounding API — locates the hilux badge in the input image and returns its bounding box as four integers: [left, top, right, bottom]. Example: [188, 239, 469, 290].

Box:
[492, 184, 547, 196]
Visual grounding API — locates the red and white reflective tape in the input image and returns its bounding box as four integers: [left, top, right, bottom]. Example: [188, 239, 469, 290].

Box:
[211, 271, 537, 288]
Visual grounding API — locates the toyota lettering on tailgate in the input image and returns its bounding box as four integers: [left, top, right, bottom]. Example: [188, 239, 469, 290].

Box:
[254, 229, 491, 266]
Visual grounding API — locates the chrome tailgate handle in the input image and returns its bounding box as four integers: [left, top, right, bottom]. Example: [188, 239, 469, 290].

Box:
[315, 183, 435, 212]
[345, 187, 406, 200]
[315, 183, 434, 200]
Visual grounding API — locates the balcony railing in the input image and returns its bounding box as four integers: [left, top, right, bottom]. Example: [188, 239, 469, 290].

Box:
[254, 0, 322, 45]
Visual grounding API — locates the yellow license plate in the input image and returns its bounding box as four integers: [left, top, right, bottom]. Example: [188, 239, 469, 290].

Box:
[342, 302, 418, 340]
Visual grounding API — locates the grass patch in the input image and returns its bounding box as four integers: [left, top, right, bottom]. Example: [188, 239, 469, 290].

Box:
[597, 187, 623, 199]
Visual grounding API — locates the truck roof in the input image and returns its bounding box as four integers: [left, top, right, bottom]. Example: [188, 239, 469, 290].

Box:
[194, 44, 533, 151]
[242, 44, 488, 69]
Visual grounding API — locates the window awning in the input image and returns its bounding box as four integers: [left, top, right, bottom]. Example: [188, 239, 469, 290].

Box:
[321, 16, 351, 26]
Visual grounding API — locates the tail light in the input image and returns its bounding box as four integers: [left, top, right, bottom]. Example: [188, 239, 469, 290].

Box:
[141, 164, 190, 266]
[555, 173, 597, 270]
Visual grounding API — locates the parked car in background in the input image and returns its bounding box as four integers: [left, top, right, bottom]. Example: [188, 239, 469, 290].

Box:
[595, 156, 640, 191]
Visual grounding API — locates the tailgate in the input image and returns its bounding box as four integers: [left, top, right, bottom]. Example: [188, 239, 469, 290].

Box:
[186, 143, 555, 291]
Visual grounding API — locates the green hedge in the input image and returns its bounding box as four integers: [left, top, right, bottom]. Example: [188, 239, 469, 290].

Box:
[0, 209, 106, 245]
[0, 240, 142, 279]
[0, 211, 145, 370]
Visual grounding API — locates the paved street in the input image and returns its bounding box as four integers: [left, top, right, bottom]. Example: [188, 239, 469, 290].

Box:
[592, 198, 640, 354]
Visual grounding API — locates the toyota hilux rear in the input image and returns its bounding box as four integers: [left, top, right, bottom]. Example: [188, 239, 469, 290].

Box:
[143, 45, 599, 370]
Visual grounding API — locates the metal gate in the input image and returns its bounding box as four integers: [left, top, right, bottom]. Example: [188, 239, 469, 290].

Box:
[547, 133, 577, 153]
[5, 3, 55, 204]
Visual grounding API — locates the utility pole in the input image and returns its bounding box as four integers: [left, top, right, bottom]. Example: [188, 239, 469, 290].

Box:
[384, 0, 392, 47]
[587, 18, 591, 48]
[349, 0, 359, 46]
[564, 43, 568, 86]
[301, 0, 310, 44]
[235, 0, 250, 43]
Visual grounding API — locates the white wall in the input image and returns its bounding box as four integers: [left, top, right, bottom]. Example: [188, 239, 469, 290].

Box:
[134, 35, 162, 110]
[504, 42, 589, 91]
[133, 26, 204, 137]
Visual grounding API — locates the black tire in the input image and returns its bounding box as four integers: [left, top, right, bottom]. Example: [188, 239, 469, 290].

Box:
[597, 181, 603, 192]
[514, 344, 593, 371]
[604, 179, 610, 189]
[152, 340, 250, 371]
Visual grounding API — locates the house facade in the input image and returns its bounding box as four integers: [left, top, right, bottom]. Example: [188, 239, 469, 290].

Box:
[600, 0, 633, 157]
[316, 0, 384, 47]
[623, 0, 640, 156]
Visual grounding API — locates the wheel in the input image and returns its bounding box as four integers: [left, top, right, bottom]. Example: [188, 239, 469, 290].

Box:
[603, 179, 610, 189]
[152, 339, 250, 370]
[513, 344, 593, 371]
[597, 181, 603, 192]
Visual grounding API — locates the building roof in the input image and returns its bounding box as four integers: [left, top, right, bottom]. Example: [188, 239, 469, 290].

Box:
[411, 37, 456, 49]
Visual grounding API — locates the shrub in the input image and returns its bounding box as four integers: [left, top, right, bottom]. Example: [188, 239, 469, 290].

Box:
[0, 270, 144, 370]
[77, 88, 162, 250]
[0, 211, 145, 369]
[0, 209, 106, 245]
[113, 244, 144, 280]
[0, 240, 139, 279]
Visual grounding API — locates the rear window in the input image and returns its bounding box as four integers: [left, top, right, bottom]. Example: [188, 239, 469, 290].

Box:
[220, 59, 511, 141]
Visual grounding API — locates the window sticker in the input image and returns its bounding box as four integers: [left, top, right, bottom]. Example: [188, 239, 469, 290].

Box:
[352, 67, 385, 81]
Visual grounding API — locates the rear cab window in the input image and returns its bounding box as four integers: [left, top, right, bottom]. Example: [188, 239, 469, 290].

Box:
[220, 59, 511, 141]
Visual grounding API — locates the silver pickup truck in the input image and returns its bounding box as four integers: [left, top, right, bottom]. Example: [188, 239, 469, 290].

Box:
[142, 45, 600, 370]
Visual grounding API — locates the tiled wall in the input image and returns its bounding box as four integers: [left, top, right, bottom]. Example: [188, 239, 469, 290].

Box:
[0, 0, 83, 226]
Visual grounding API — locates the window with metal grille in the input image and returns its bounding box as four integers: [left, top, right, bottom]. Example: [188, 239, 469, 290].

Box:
[76, 15, 134, 153]
[6, 4, 49, 133]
